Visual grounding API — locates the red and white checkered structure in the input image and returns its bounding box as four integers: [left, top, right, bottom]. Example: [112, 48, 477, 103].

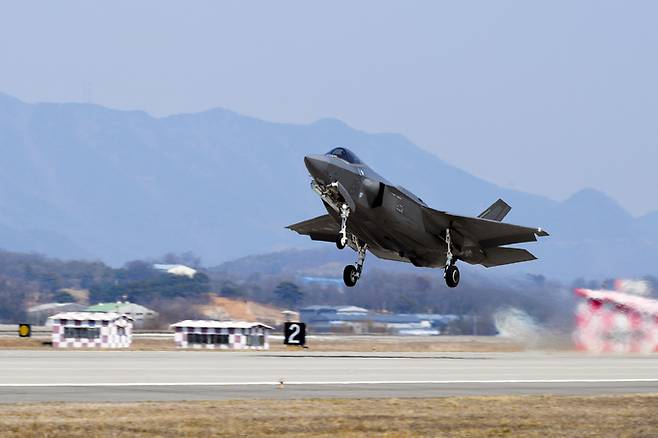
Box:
[171, 320, 273, 350]
[574, 288, 658, 353]
[48, 312, 133, 348]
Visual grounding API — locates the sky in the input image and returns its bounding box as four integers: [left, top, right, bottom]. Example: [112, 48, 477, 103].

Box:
[1, 1, 657, 215]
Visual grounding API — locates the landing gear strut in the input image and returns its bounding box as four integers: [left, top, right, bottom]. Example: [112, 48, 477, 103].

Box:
[336, 203, 350, 249]
[444, 229, 460, 288]
[343, 239, 367, 287]
[331, 200, 365, 287]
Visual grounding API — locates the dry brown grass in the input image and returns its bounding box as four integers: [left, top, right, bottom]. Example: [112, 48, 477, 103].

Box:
[0, 395, 656, 437]
[301, 336, 524, 352]
[0, 335, 525, 352]
[197, 297, 286, 326]
[126, 336, 524, 352]
[0, 338, 48, 349]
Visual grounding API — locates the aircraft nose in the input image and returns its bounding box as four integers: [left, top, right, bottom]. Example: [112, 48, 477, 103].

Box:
[304, 155, 328, 180]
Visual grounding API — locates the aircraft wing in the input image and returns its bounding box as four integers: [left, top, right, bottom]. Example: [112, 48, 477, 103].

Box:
[286, 214, 340, 243]
[422, 207, 549, 248]
[287, 214, 410, 263]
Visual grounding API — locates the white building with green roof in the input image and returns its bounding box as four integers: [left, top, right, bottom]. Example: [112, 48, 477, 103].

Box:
[85, 301, 158, 328]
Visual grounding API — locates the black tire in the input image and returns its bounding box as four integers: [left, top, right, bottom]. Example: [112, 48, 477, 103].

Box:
[445, 265, 460, 288]
[343, 265, 358, 287]
[336, 238, 346, 250]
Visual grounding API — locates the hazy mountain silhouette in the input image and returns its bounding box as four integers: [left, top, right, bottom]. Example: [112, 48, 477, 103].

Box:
[0, 92, 655, 278]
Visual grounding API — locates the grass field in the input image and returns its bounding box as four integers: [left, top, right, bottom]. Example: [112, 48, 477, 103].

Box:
[292, 335, 524, 352]
[0, 335, 525, 352]
[0, 395, 656, 437]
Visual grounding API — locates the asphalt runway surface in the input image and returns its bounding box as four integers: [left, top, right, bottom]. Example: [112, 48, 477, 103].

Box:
[1, 350, 657, 402]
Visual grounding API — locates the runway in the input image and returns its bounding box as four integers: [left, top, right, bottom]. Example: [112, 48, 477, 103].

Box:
[0, 350, 656, 402]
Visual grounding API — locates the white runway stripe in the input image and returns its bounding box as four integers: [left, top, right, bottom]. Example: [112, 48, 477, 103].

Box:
[1, 378, 658, 388]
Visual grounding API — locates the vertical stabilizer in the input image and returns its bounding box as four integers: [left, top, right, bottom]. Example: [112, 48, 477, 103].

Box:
[478, 199, 511, 222]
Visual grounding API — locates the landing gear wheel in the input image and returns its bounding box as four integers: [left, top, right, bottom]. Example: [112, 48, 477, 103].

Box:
[336, 238, 346, 250]
[343, 265, 359, 287]
[445, 265, 460, 288]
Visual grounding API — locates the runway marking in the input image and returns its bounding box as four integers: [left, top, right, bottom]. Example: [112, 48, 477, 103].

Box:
[1, 379, 658, 388]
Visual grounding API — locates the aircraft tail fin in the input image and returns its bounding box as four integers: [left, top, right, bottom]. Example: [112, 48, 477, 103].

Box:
[478, 199, 511, 222]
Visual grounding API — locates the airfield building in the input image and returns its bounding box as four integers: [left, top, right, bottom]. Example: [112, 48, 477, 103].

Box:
[27, 302, 87, 325]
[300, 305, 458, 335]
[48, 312, 133, 348]
[85, 301, 158, 329]
[171, 320, 273, 350]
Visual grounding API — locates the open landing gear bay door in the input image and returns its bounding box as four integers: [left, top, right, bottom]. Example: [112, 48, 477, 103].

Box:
[287, 214, 340, 243]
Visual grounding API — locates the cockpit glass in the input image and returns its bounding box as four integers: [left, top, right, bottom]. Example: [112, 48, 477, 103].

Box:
[326, 147, 363, 164]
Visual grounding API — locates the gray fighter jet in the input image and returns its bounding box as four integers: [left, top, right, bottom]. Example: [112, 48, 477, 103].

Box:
[287, 147, 548, 288]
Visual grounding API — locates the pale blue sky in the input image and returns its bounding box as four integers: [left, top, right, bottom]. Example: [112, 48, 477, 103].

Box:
[1, 1, 656, 215]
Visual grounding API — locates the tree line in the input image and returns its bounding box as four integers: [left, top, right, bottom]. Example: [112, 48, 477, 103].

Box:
[1, 249, 656, 335]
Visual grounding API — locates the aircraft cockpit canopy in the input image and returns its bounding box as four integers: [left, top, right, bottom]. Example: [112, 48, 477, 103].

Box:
[326, 147, 363, 165]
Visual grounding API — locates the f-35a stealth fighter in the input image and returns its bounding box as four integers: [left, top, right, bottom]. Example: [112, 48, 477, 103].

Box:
[287, 147, 548, 288]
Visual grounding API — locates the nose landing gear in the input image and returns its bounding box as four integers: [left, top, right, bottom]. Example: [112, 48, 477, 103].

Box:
[443, 228, 460, 288]
[330, 201, 365, 287]
[336, 203, 350, 249]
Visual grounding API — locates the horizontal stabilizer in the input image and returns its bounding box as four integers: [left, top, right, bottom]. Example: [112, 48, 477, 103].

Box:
[478, 199, 511, 222]
[422, 207, 548, 248]
[482, 247, 537, 268]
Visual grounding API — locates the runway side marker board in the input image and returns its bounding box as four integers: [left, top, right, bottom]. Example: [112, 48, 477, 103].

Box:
[284, 322, 306, 346]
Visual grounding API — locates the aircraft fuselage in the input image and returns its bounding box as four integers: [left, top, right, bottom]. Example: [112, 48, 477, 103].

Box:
[304, 153, 448, 268]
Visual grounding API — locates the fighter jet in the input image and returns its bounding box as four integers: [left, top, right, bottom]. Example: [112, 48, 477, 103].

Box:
[287, 147, 548, 288]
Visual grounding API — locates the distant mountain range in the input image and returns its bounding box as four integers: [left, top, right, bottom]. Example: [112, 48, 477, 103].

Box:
[0, 92, 656, 279]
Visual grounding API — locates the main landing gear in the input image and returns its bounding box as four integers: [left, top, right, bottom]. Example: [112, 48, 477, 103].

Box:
[445, 264, 460, 288]
[444, 229, 460, 288]
[343, 239, 367, 287]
